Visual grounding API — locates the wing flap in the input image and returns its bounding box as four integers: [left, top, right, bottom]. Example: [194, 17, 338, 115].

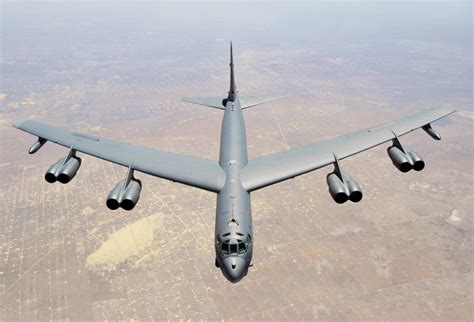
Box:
[241, 107, 455, 191]
[13, 120, 225, 192]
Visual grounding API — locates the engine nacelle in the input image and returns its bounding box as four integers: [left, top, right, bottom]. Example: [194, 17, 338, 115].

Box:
[45, 156, 81, 184]
[406, 150, 425, 171]
[387, 146, 425, 172]
[327, 173, 348, 204]
[346, 179, 363, 203]
[387, 146, 412, 172]
[45, 158, 65, 183]
[121, 180, 142, 210]
[57, 157, 81, 183]
[106, 180, 125, 210]
[106, 178, 142, 211]
[326, 171, 363, 204]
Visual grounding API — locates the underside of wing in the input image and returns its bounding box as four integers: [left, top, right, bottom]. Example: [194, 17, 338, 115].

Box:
[13, 120, 225, 192]
[241, 106, 456, 191]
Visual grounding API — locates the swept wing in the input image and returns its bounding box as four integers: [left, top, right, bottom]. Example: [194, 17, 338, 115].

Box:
[241, 106, 455, 191]
[13, 120, 225, 192]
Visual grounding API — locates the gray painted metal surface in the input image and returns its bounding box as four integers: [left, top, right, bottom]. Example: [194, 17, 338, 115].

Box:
[13, 119, 225, 192]
[241, 106, 455, 191]
[13, 43, 456, 283]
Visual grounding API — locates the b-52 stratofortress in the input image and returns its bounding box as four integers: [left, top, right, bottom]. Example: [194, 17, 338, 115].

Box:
[14, 43, 455, 283]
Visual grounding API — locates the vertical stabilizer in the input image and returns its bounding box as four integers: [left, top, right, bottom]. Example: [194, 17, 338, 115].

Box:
[228, 41, 237, 102]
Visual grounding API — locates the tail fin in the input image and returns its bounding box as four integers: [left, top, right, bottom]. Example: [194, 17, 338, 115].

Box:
[182, 41, 236, 110]
[227, 41, 237, 102]
[182, 43, 287, 110]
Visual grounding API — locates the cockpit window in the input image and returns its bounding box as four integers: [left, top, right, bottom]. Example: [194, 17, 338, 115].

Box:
[219, 234, 252, 256]
[238, 242, 246, 254]
[229, 243, 238, 255]
[221, 242, 229, 255]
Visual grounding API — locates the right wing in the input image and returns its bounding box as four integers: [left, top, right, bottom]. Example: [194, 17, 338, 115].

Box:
[241, 106, 455, 191]
[14, 120, 225, 192]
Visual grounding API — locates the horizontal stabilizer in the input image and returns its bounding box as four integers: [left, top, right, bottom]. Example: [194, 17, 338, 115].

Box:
[182, 97, 225, 110]
[240, 95, 287, 109]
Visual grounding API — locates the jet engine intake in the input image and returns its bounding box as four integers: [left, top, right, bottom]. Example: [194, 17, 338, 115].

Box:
[387, 146, 412, 172]
[346, 179, 363, 203]
[106, 178, 142, 211]
[326, 171, 363, 204]
[406, 150, 425, 171]
[45, 156, 82, 184]
[57, 157, 81, 183]
[327, 173, 348, 204]
[387, 146, 424, 172]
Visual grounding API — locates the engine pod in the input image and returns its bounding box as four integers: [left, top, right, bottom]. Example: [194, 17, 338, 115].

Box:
[106, 179, 126, 210]
[120, 179, 142, 211]
[387, 146, 413, 172]
[327, 173, 349, 204]
[57, 157, 81, 184]
[346, 180, 363, 203]
[407, 150, 425, 171]
[106, 178, 142, 211]
[45, 158, 66, 183]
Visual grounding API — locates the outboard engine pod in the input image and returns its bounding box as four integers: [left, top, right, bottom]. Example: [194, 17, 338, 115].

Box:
[387, 146, 412, 172]
[44, 150, 82, 184]
[45, 158, 66, 183]
[57, 157, 81, 184]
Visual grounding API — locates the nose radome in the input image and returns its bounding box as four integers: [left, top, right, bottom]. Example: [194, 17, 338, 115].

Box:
[222, 257, 248, 283]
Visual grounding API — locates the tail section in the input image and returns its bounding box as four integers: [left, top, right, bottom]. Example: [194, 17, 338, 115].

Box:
[182, 41, 236, 110]
[227, 41, 237, 102]
[182, 42, 286, 110]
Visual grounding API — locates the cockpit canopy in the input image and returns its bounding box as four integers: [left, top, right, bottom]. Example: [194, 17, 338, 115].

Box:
[218, 234, 251, 256]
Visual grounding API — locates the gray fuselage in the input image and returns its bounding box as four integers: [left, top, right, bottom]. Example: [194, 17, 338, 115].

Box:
[215, 96, 253, 283]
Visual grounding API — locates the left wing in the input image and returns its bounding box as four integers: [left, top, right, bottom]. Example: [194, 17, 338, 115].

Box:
[13, 120, 225, 192]
[241, 106, 455, 191]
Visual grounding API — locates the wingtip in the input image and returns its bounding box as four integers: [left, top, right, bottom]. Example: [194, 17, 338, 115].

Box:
[12, 119, 27, 129]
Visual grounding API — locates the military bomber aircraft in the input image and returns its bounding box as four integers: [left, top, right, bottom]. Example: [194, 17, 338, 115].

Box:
[13, 43, 455, 283]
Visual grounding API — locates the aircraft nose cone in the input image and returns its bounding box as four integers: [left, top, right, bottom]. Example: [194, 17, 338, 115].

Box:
[222, 257, 248, 283]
